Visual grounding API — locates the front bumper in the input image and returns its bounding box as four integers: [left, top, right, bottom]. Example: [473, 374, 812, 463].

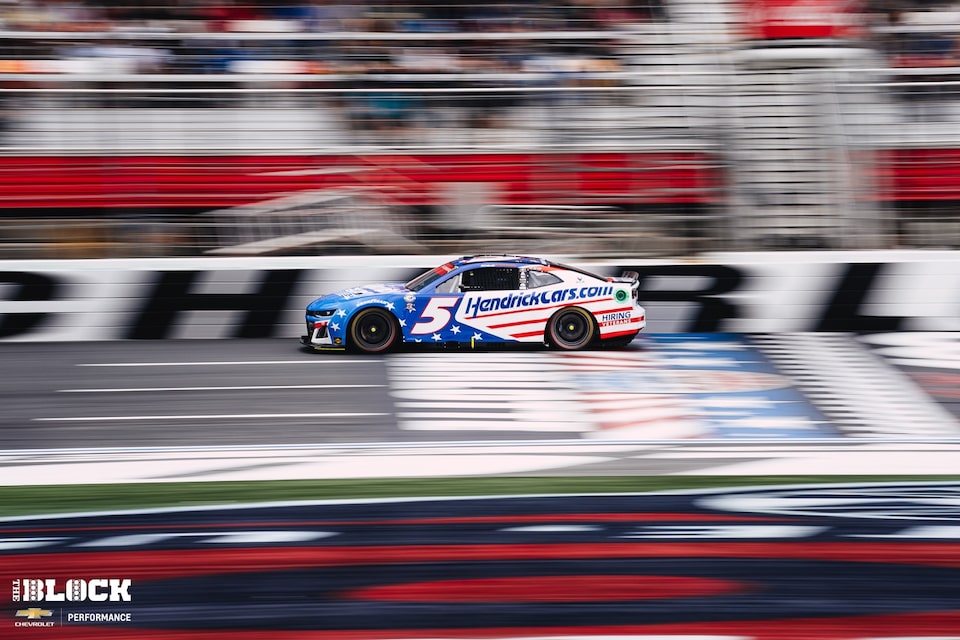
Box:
[304, 320, 331, 346]
[301, 333, 345, 351]
[303, 320, 347, 350]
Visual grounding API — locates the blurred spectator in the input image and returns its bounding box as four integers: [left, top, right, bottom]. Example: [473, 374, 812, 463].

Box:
[0, 0, 645, 140]
[0, 0, 665, 33]
[874, 3, 960, 121]
[59, 37, 172, 74]
[346, 79, 417, 141]
[297, 0, 366, 31]
[189, 0, 270, 28]
[336, 37, 407, 140]
[578, 0, 650, 28]
[1, 0, 108, 31]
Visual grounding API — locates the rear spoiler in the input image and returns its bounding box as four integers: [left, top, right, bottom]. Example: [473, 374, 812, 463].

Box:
[609, 270, 639, 285]
[609, 270, 640, 297]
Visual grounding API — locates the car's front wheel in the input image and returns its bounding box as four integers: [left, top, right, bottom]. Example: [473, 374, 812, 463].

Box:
[349, 307, 399, 354]
[548, 307, 596, 350]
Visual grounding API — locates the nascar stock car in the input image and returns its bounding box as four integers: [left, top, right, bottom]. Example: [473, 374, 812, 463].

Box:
[302, 255, 646, 353]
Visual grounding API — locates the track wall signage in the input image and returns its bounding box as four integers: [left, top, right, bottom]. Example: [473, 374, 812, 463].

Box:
[0, 251, 957, 341]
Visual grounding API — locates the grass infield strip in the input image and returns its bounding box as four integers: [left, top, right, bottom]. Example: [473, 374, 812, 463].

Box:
[1, 475, 959, 517]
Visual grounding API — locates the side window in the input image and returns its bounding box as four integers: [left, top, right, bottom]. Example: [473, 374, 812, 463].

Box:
[434, 275, 459, 293]
[460, 267, 520, 291]
[526, 269, 562, 289]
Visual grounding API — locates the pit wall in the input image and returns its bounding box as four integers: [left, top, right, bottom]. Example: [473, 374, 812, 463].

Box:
[2, 251, 958, 342]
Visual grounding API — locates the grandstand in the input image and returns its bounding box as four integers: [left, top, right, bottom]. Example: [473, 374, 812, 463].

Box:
[1, 0, 959, 256]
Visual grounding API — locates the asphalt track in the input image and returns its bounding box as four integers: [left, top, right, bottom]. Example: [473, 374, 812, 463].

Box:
[4, 337, 960, 638]
[1, 339, 397, 449]
[4, 334, 960, 480]
[4, 333, 960, 451]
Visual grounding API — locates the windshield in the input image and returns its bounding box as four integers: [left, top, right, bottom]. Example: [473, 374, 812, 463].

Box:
[405, 263, 455, 292]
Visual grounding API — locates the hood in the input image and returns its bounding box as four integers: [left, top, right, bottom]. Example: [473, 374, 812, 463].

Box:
[307, 282, 408, 311]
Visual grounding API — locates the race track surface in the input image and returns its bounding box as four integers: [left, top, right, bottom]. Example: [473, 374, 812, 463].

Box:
[4, 333, 960, 451]
[3, 335, 960, 638]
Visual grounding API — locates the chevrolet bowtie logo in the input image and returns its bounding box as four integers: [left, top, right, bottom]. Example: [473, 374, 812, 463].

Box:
[16, 608, 53, 620]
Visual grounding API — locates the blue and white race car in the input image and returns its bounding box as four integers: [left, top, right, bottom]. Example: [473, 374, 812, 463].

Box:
[301, 255, 646, 353]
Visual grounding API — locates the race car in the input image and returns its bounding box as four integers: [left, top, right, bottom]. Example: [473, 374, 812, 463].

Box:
[301, 255, 646, 353]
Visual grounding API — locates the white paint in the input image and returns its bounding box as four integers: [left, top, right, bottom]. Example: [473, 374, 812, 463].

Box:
[858, 332, 960, 370]
[7, 250, 960, 340]
[77, 531, 337, 547]
[618, 525, 828, 539]
[753, 333, 960, 437]
[390, 351, 592, 433]
[399, 420, 589, 432]
[711, 416, 827, 430]
[77, 360, 366, 367]
[34, 413, 388, 422]
[587, 421, 707, 440]
[500, 525, 605, 533]
[0, 453, 615, 484]
[0, 537, 66, 550]
[59, 384, 384, 393]
[677, 450, 960, 476]
[0, 442, 957, 485]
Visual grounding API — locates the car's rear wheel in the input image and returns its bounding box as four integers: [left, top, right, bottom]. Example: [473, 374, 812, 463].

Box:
[548, 307, 596, 350]
[349, 307, 399, 354]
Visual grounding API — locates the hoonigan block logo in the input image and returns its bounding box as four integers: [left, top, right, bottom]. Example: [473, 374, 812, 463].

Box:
[11, 578, 133, 628]
[13, 578, 131, 602]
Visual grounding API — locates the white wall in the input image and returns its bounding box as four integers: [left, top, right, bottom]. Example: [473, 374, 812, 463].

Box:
[1, 251, 958, 341]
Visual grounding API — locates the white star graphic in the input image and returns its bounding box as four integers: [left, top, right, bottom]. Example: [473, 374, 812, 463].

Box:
[336, 309, 347, 318]
[432, 333, 442, 342]
[330, 322, 339, 331]
[472, 332, 483, 341]
[398, 318, 407, 327]
[450, 325, 461, 335]
[384, 302, 395, 311]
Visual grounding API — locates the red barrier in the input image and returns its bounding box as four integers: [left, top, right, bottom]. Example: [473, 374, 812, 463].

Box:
[0, 152, 719, 210]
[739, 0, 865, 40]
[1, 149, 956, 212]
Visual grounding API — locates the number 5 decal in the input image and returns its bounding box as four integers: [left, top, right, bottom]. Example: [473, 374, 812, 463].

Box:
[412, 297, 460, 334]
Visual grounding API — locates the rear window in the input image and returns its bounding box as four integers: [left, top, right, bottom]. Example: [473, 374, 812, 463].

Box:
[526, 270, 562, 288]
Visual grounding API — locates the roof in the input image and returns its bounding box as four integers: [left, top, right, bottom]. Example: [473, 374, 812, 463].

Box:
[454, 255, 550, 267]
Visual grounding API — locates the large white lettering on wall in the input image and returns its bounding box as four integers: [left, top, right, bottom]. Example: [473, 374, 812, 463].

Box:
[0, 252, 957, 341]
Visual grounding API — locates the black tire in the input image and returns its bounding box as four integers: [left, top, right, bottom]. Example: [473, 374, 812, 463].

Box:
[348, 307, 399, 354]
[548, 307, 596, 351]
